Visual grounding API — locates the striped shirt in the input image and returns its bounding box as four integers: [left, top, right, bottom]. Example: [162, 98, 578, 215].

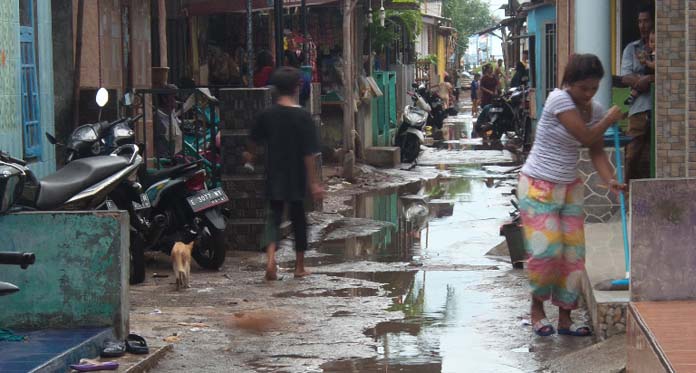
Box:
[521, 89, 605, 184]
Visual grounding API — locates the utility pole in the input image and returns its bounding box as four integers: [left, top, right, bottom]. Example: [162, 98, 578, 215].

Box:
[342, 0, 357, 180]
[72, 0, 84, 127]
[301, 0, 308, 65]
[274, 0, 284, 67]
[158, 0, 167, 67]
[247, 0, 254, 87]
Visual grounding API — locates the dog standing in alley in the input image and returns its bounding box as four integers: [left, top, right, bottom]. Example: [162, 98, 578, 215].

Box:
[171, 241, 194, 290]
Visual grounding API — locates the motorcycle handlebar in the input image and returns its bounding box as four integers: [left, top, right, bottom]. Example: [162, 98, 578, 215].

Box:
[0, 152, 27, 166]
[0, 252, 36, 269]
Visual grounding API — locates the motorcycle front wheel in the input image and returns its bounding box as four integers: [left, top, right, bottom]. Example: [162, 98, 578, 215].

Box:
[192, 219, 226, 270]
[401, 134, 421, 163]
[129, 232, 146, 284]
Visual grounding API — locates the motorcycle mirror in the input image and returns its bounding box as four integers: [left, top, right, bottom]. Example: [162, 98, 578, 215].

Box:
[45, 132, 57, 145]
[96, 88, 109, 108]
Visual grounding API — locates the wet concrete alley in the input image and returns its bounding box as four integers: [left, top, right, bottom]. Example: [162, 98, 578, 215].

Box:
[130, 116, 595, 372]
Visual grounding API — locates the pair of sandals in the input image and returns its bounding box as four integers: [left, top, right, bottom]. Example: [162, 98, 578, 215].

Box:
[533, 318, 592, 337]
[100, 333, 149, 358]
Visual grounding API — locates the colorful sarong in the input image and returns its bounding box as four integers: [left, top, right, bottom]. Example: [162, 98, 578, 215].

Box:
[518, 173, 585, 310]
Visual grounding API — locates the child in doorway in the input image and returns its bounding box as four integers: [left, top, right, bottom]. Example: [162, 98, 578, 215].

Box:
[625, 29, 655, 106]
[471, 73, 481, 117]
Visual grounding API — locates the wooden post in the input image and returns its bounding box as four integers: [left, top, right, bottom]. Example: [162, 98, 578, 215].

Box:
[342, 0, 357, 179]
[246, 0, 254, 87]
[72, 0, 85, 127]
[158, 0, 167, 67]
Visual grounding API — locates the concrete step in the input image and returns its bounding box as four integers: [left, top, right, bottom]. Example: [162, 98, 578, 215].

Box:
[365, 147, 400, 168]
[545, 335, 626, 373]
[0, 328, 112, 373]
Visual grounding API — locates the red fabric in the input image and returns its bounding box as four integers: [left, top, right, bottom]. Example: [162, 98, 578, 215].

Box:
[480, 75, 498, 107]
[254, 67, 274, 88]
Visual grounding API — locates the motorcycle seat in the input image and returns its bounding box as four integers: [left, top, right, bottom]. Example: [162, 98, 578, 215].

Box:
[36, 156, 130, 210]
[139, 161, 200, 189]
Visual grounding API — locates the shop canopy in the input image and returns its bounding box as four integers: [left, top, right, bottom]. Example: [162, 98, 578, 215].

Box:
[185, 0, 339, 15]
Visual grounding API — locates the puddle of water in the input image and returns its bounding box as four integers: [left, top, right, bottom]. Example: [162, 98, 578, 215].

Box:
[273, 287, 379, 298]
[316, 171, 517, 267]
[321, 270, 592, 373]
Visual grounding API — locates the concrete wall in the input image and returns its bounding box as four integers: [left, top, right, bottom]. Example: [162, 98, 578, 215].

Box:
[630, 178, 696, 302]
[654, 0, 695, 178]
[0, 0, 56, 178]
[0, 211, 130, 338]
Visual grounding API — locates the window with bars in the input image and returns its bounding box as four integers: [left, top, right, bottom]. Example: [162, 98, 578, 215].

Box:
[544, 23, 557, 100]
[19, 0, 42, 159]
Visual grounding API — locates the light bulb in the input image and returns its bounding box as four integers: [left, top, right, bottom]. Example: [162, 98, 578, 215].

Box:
[379, 6, 385, 27]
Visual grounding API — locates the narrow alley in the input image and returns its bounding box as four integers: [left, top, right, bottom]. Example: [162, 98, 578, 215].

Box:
[126, 108, 592, 373]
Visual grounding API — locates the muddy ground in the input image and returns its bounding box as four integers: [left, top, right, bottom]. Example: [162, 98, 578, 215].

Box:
[131, 113, 595, 372]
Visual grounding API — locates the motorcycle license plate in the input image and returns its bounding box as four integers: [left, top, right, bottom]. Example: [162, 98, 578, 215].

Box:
[187, 188, 229, 213]
[489, 107, 504, 113]
[132, 193, 151, 211]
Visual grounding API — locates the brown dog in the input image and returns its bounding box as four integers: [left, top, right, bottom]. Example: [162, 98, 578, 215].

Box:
[171, 241, 194, 290]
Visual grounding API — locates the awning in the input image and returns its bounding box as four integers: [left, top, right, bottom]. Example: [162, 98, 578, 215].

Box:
[185, 0, 338, 16]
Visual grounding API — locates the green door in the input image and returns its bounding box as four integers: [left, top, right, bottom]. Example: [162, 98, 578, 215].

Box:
[372, 71, 398, 146]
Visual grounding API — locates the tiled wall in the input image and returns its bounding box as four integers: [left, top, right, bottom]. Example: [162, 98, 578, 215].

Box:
[654, 0, 693, 178]
[0, 0, 55, 178]
[577, 147, 622, 223]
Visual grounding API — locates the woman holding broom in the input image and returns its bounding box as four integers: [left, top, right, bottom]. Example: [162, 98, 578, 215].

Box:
[519, 54, 626, 337]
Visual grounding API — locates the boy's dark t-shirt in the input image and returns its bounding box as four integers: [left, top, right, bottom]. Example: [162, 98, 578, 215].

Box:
[251, 105, 320, 201]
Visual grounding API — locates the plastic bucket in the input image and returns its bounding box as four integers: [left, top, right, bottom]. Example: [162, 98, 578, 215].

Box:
[500, 222, 526, 269]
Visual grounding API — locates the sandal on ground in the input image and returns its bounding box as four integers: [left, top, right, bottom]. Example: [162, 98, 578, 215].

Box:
[533, 318, 555, 337]
[125, 333, 149, 354]
[70, 360, 119, 372]
[558, 323, 592, 337]
[100, 340, 126, 358]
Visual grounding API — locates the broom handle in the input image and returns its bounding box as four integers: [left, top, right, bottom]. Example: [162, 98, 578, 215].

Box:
[613, 124, 630, 278]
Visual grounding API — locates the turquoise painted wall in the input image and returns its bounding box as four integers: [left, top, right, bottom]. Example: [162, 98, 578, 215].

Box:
[0, 0, 55, 178]
[527, 5, 556, 120]
[0, 212, 129, 338]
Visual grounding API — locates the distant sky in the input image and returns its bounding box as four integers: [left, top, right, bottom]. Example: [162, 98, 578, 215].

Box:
[487, 0, 508, 21]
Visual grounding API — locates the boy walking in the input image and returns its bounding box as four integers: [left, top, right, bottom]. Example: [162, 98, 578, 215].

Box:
[245, 67, 324, 281]
[471, 73, 480, 117]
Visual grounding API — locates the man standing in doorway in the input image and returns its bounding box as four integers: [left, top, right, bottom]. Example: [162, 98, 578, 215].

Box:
[621, 5, 654, 182]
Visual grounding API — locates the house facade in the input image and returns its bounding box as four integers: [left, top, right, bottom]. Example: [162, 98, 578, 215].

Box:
[0, 0, 56, 178]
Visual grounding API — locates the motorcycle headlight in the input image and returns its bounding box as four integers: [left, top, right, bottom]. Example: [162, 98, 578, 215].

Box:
[405, 109, 426, 124]
[73, 126, 98, 142]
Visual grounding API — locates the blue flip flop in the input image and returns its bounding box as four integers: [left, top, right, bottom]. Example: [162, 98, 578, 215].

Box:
[558, 323, 592, 337]
[533, 318, 555, 337]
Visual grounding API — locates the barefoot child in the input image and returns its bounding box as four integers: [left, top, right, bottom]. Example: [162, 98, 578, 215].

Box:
[471, 73, 480, 117]
[245, 67, 324, 280]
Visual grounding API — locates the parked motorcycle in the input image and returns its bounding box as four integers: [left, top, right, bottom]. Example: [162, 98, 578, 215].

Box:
[395, 85, 430, 163]
[0, 143, 144, 282]
[474, 83, 532, 151]
[46, 89, 228, 284]
[414, 84, 457, 131]
[132, 159, 229, 281]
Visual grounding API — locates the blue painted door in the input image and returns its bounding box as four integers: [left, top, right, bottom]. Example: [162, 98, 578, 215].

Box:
[20, 0, 41, 159]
